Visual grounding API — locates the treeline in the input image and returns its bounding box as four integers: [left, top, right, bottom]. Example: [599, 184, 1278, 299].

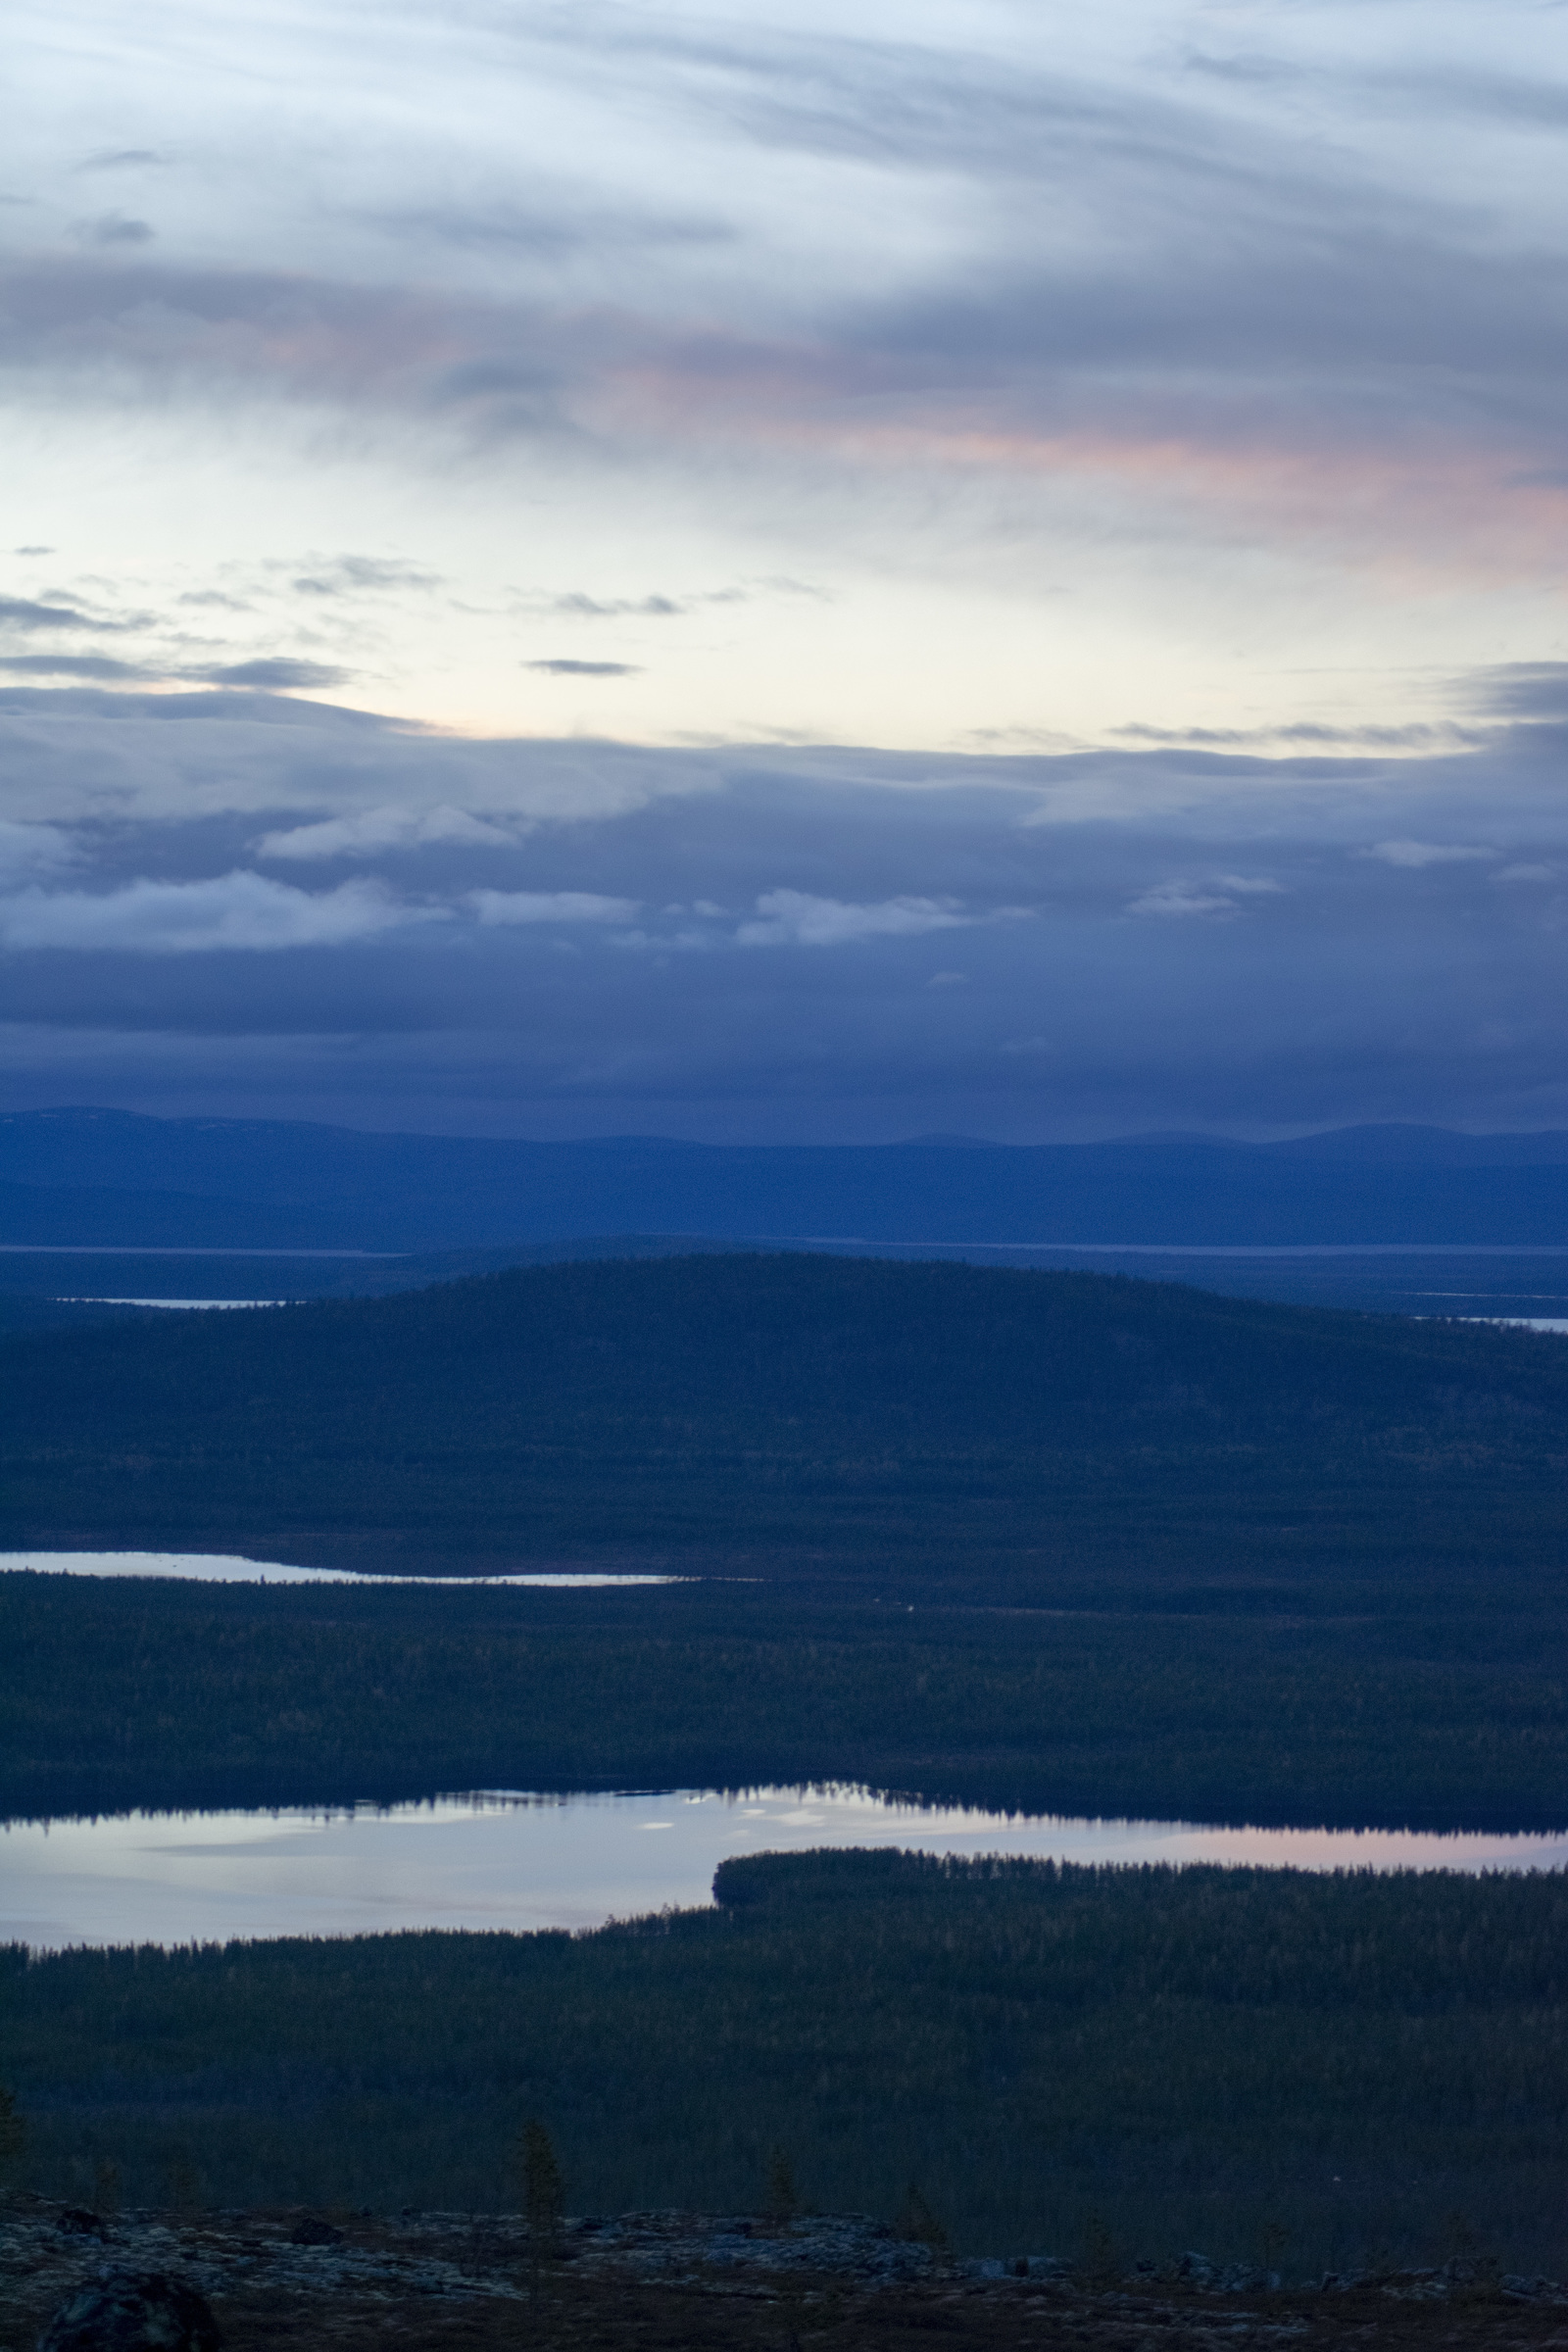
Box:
[3, 1254, 1567, 1602]
[8, 1852, 1568, 2278]
[4, 1576, 1565, 1830]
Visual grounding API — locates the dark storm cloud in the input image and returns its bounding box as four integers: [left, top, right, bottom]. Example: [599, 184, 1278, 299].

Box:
[2, 685, 1567, 1137]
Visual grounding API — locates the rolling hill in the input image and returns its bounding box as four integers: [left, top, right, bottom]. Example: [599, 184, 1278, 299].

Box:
[4, 1251, 1565, 1606]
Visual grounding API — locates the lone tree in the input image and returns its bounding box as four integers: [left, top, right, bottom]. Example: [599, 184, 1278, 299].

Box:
[763, 2146, 800, 2230]
[894, 2182, 950, 2258]
[515, 2120, 564, 2313]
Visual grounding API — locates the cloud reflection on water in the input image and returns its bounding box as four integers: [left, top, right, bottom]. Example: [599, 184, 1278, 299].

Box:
[4, 1786, 1563, 1955]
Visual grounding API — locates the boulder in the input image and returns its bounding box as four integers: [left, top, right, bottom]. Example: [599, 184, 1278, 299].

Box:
[56, 2210, 107, 2238]
[1173, 2252, 1217, 2286]
[37, 2270, 220, 2352]
[288, 2215, 344, 2246]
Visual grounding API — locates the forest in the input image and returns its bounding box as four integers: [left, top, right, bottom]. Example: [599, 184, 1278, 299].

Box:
[3, 1571, 1564, 1829]
[5, 1252, 1565, 2295]
[4, 1253, 1568, 1610]
[8, 1851, 1568, 2279]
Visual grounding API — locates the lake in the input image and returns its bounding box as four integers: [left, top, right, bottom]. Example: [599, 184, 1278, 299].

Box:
[6, 1786, 1564, 1952]
[0, 1552, 677, 1587]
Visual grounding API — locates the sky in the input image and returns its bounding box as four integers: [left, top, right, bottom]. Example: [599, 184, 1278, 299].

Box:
[3, 0, 1567, 1142]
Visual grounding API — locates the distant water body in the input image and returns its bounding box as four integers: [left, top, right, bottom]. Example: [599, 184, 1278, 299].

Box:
[5, 1788, 1563, 1953]
[52, 1297, 287, 1309]
[0, 1552, 679, 1587]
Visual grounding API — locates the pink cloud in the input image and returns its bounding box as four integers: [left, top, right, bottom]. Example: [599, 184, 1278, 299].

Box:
[8, 251, 1566, 586]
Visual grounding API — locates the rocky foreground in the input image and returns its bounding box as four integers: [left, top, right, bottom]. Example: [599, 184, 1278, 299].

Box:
[4, 2194, 1568, 2352]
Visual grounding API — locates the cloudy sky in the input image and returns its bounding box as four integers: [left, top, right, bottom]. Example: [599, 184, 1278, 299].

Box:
[4, 0, 1567, 1140]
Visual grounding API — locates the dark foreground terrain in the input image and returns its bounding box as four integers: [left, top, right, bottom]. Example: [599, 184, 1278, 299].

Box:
[11, 1855, 1568, 2275]
[6, 2199, 1568, 2352]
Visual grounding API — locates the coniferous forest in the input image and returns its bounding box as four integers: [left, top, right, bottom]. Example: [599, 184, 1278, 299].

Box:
[8, 1853, 1568, 2278]
[4, 1253, 1568, 1606]
[3, 1254, 1566, 2281]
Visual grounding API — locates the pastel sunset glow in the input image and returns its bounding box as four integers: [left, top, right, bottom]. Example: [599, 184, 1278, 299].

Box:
[5, 0, 1567, 1137]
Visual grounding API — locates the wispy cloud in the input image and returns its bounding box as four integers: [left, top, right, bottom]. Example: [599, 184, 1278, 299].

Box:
[0, 821, 77, 884]
[69, 213, 155, 247]
[736, 890, 978, 947]
[290, 556, 443, 597]
[1125, 881, 1241, 918]
[534, 593, 684, 619]
[0, 596, 109, 633]
[76, 150, 169, 172]
[199, 659, 353, 691]
[525, 660, 642, 677]
[0, 872, 419, 954]
[1364, 840, 1499, 868]
[0, 654, 147, 680]
[257, 808, 522, 860]
[470, 889, 641, 925]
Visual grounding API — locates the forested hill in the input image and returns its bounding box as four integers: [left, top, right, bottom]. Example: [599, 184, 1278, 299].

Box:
[3, 1254, 1566, 1602]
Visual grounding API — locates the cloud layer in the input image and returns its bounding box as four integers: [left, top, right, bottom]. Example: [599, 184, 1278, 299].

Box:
[1, 683, 1565, 1140]
[4, 0, 1568, 746]
[8, 2, 1568, 1138]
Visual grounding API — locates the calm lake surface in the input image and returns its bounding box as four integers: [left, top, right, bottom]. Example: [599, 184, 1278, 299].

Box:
[6, 1788, 1565, 1953]
[0, 1553, 677, 1587]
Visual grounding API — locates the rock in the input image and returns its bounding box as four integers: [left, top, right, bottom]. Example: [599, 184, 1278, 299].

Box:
[56, 2209, 108, 2238]
[1217, 2262, 1275, 2292]
[36, 2270, 220, 2352]
[1443, 2254, 1500, 2288]
[1174, 2252, 1217, 2286]
[1502, 2274, 1568, 2303]
[288, 2215, 344, 2246]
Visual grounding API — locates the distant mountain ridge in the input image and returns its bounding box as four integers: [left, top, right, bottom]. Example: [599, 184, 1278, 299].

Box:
[2, 1106, 1568, 1249]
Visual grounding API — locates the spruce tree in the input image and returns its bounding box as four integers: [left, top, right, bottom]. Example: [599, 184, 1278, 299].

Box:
[0, 2087, 23, 2180]
[516, 2120, 564, 2314]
